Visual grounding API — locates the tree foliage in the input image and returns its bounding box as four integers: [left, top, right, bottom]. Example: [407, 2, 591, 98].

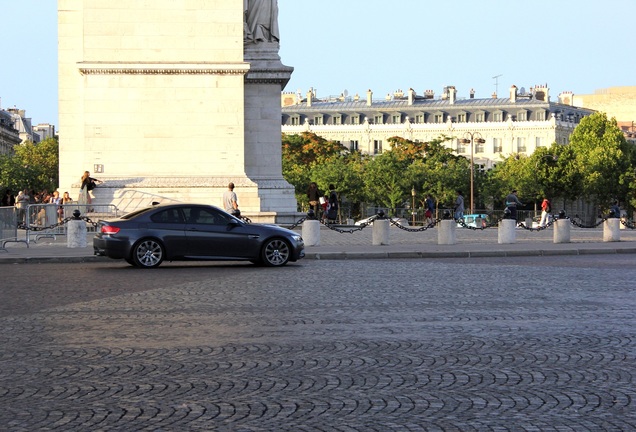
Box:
[281, 114, 636, 219]
[568, 112, 634, 204]
[0, 138, 59, 194]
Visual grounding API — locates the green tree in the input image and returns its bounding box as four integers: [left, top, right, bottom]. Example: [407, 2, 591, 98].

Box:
[417, 140, 469, 209]
[0, 138, 59, 193]
[569, 112, 634, 204]
[282, 132, 348, 209]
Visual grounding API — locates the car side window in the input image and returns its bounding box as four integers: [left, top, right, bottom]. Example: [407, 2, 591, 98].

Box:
[151, 209, 184, 224]
[185, 207, 226, 225]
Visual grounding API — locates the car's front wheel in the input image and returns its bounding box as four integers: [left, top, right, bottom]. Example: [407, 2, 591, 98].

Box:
[132, 238, 165, 268]
[261, 238, 291, 267]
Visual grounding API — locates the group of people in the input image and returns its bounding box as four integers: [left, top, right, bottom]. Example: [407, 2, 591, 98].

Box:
[307, 182, 339, 222]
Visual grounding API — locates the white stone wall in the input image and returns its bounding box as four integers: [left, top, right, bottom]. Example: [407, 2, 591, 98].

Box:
[58, 0, 248, 201]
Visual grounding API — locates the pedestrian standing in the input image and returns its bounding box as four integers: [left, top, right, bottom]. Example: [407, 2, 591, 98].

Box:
[326, 184, 338, 222]
[425, 194, 435, 225]
[540, 197, 551, 227]
[505, 189, 523, 221]
[307, 182, 321, 213]
[223, 182, 239, 216]
[454, 191, 464, 221]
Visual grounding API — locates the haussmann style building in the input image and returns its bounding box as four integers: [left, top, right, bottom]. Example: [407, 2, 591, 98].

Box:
[281, 84, 596, 170]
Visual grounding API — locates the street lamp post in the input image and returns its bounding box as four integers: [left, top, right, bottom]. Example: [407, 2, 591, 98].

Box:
[459, 132, 485, 215]
[411, 186, 416, 226]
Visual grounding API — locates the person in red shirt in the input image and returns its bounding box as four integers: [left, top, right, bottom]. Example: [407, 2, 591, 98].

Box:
[540, 197, 551, 227]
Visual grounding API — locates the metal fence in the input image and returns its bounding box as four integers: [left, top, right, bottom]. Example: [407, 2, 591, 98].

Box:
[1, 206, 27, 250]
[23, 203, 119, 244]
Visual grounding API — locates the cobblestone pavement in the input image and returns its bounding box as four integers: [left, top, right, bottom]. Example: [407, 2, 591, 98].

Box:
[1, 256, 635, 431]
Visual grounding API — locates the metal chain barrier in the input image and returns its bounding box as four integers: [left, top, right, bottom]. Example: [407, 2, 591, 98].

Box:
[390, 218, 439, 232]
[568, 216, 607, 229]
[516, 217, 557, 232]
[621, 219, 636, 229]
[18, 215, 100, 232]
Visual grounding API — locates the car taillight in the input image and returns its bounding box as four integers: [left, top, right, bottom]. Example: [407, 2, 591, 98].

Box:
[101, 225, 120, 235]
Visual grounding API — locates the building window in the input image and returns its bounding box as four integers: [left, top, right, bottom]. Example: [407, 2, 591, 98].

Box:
[434, 114, 443, 123]
[374, 115, 383, 124]
[415, 114, 424, 124]
[392, 114, 401, 124]
[457, 113, 466, 123]
[493, 138, 502, 153]
[333, 116, 342, 125]
[291, 116, 300, 126]
[517, 137, 526, 152]
[374, 140, 382, 154]
[475, 140, 484, 153]
[351, 115, 360, 125]
[493, 112, 503, 122]
[314, 115, 323, 125]
[535, 137, 544, 147]
[517, 111, 527, 121]
[475, 113, 484, 122]
[535, 111, 545, 121]
[457, 139, 466, 153]
[350, 140, 359, 151]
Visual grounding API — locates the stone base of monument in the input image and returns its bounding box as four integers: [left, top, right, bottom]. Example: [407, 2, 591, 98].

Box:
[67, 219, 87, 248]
[302, 220, 320, 246]
[553, 219, 571, 243]
[603, 218, 620, 242]
[372, 219, 389, 245]
[498, 219, 516, 244]
[437, 220, 456, 245]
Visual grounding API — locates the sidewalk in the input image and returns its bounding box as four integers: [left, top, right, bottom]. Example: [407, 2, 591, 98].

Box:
[1, 224, 636, 264]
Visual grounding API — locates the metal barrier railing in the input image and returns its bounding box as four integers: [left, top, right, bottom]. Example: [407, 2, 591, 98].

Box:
[1, 206, 28, 250]
[23, 203, 119, 244]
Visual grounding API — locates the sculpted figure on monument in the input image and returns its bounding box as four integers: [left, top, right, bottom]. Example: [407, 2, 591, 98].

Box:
[244, 0, 280, 43]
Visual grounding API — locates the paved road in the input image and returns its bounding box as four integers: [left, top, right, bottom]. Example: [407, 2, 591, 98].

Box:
[1, 257, 635, 431]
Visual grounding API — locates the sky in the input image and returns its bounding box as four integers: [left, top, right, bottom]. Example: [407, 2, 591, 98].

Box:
[1, 0, 634, 128]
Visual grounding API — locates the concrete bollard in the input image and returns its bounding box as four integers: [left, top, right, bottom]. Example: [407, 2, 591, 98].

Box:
[553, 219, 571, 243]
[437, 219, 456, 245]
[67, 219, 88, 248]
[603, 218, 620, 242]
[372, 219, 390, 245]
[498, 219, 516, 244]
[302, 219, 321, 246]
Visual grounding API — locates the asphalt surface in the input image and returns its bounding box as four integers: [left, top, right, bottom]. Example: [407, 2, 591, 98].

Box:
[1, 223, 635, 431]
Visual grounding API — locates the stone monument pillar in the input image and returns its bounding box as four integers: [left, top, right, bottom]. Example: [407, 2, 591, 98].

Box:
[58, 0, 297, 222]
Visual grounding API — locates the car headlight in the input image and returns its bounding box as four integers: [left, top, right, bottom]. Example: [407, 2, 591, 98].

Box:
[291, 234, 302, 243]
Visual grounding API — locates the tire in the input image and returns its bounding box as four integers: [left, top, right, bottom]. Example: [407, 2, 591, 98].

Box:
[261, 238, 291, 267]
[124, 258, 135, 266]
[132, 238, 165, 268]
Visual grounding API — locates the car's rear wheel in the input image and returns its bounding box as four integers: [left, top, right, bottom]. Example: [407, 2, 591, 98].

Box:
[132, 238, 165, 268]
[125, 258, 135, 266]
[261, 238, 291, 267]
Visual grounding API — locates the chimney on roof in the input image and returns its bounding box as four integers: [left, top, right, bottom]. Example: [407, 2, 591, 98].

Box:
[492, 91, 497, 99]
[510, 85, 517, 103]
[366, 89, 373, 106]
[408, 88, 415, 105]
[448, 86, 456, 104]
[534, 84, 550, 102]
[559, 91, 574, 106]
[306, 88, 313, 107]
[424, 89, 434, 99]
[470, 88, 475, 99]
